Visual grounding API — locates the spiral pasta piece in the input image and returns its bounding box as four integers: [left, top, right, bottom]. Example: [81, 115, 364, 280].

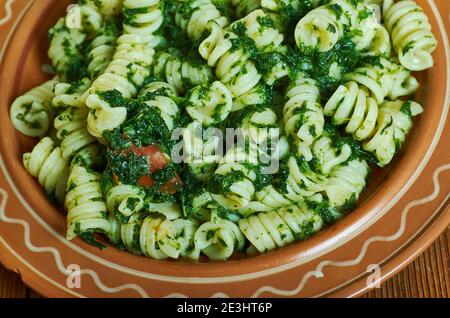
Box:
[85, 0, 162, 139]
[312, 135, 353, 175]
[48, 18, 87, 81]
[269, 156, 324, 201]
[384, 0, 437, 71]
[140, 215, 200, 260]
[324, 158, 369, 207]
[70, 143, 103, 168]
[324, 81, 378, 141]
[54, 107, 97, 160]
[65, 165, 110, 240]
[211, 160, 258, 210]
[241, 133, 356, 215]
[109, 206, 195, 257]
[86, 34, 155, 138]
[295, 0, 378, 52]
[10, 79, 59, 137]
[115, 213, 144, 254]
[194, 214, 245, 260]
[153, 51, 213, 94]
[174, 0, 229, 41]
[83, 0, 123, 15]
[122, 0, 164, 36]
[367, 25, 391, 56]
[106, 184, 146, 223]
[199, 21, 266, 109]
[231, 0, 262, 18]
[239, 203, 322, 253]
[142, 94, 180, 132]
[105, 214, 124, 247]
[183, 121, 221, 181]
[237, 108, 289, 171]
[87, 19, 119, 79]
[90, 34, 154, 102]
[283, 74, 323, 161]
[230, 10, 288, 84]
[210, 107, 287, 212]
[343, 57, 419, 104]
[328, 76, 423, 166]
[23, 137, 70, 204]
[52, 78, 92, 109]
[363, 99, 423, 167]
[230, 9, 284, 51]
[186, 81, 233, 125]
[139, 81, 178, 99]
[78, 2, 104, 37]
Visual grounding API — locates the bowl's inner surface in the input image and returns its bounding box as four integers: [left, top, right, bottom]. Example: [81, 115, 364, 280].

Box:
[0, 0, 447, 276]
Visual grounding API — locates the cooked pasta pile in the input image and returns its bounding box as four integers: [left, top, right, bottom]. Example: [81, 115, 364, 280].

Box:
[10, 0, 436, 261]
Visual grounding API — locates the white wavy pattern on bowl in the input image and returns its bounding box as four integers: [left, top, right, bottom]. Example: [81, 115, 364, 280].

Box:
[1, 164, 449, 297]
[0, 0, 448, 298]
[0, 188, 150, 298]
[0, 0, 15, 26]
[250, 164, 450, 297]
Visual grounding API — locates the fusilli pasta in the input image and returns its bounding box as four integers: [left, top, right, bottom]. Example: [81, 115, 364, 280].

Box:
[295, 0, 378, 53]
[23, 137, 70, 203]
[383, 0, 437, 71]
[66, 165, 110, 240]
[239, 203, 322, 253]
[9, 0, 432, 261]
[153, 51, 213, 94]
[10, 79, 59, 137]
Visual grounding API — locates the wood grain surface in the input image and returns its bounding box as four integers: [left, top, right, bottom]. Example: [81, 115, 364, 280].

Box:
[0, 226, 449, 298]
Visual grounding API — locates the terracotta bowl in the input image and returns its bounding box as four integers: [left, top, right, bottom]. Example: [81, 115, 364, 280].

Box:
[0, 0, 449, 298]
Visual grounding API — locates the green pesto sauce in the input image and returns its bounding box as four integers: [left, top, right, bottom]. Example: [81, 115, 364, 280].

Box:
[294, 219, 315, 241]
[101, 168, 114, 195]
[278, 0, 314, 30]
[402, 41, 416, 55]
[400, 101, 413, 117]
[322, 122, 377, 165]
[290, 29, 366, 97]
[305, 199, 342, 225]
[256, 15, 276, 29]
[210, 170, 246, 195]
[152, 162, 178, 187]
[15, 103, 45, 129]
[107, 151, 150, 185]
[75, 224, 107, 250]
[122, 6, 152, 27]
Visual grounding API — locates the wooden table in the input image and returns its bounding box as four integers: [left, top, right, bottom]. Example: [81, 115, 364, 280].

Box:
[1, 226, 449, 298]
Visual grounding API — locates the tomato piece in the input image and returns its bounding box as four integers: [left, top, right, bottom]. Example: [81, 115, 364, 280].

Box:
[138, 175, 155, 187]
[118, 143, 182, 193]
[130, 144, 169, 173]
[159, 175, 182, 194]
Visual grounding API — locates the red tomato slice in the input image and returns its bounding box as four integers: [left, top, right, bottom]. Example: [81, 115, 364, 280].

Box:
[119, 143, 182, 193]
[138, 175, 155, 188]
[159, 175, 182, 194]
[130, 144, 169, 173]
